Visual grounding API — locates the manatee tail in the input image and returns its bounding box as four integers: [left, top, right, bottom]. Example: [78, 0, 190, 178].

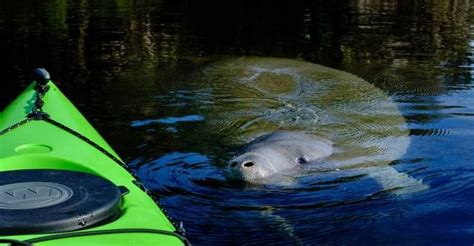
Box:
[367, 166, 429, 195]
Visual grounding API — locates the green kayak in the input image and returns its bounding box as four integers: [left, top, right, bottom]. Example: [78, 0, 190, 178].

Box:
[0, 69, 188, 245]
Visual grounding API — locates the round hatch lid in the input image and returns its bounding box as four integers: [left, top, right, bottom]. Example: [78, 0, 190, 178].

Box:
[0, 169, 124, 235]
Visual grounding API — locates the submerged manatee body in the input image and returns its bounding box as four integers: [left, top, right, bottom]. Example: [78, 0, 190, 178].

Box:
[228, 131, 333, 183]
[183, 57, 428, 194]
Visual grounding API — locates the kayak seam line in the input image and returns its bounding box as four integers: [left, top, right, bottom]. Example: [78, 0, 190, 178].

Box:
[20, 228, 190, 245]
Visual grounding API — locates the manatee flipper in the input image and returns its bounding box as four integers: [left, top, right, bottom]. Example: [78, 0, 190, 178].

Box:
[366, 166, 429, 195]
[261, 206, 303, 246]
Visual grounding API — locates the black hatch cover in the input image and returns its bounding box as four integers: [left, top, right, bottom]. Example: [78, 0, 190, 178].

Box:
[0, 169, 125, 235]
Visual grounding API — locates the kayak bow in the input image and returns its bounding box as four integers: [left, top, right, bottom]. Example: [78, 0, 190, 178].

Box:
[0, 69, 188, 245]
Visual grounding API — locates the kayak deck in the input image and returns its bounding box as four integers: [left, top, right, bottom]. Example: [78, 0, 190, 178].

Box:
[0, 77, 186, 245]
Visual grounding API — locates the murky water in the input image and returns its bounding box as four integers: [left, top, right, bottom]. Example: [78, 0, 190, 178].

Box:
[1, 0, 474, 245]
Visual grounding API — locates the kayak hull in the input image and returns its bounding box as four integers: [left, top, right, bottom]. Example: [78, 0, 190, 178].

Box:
[0, 82, 184, 245]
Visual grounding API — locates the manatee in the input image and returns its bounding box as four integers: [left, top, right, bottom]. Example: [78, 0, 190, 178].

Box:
[156, 57, 428, 194]
[227, 131, 333, 183]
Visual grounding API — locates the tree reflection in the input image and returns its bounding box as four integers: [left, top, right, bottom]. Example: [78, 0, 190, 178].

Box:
[0, 0, 471, 108]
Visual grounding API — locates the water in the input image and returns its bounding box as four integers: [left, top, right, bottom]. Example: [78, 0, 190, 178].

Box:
[1, 0, 474, 245]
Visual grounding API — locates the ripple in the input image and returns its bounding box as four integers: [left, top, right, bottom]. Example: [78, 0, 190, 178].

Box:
[409, 128, 452, 137]
[131, 114, 204, 127]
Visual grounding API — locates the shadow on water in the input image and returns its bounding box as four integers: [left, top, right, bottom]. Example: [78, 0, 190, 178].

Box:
[1, 0, 474, 245]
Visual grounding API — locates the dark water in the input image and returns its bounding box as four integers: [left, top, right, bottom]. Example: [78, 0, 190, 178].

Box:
[1, 0, 474, 245]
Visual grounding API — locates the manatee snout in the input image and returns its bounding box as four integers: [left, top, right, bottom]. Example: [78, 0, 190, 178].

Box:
[227, 153, 276, 181]
[227, 131, 333, 184]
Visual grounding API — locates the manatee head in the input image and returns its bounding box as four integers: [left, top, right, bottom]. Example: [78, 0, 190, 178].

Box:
[227, 131, 334, 184]
[227, 144, 304, 184]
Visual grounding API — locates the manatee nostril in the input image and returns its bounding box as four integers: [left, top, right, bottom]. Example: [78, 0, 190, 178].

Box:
[243, 162, 254, 167]
[230, 161, 238, 168]
[297, 157, 307, 164]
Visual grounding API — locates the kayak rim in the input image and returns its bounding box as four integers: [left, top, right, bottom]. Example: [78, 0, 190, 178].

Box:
[4, 228, 190, 246]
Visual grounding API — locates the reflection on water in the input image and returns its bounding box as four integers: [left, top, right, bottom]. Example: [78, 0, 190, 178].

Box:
[131, 114, 204, 127]
[1, 0, 474, 245]
[342, 0, 470, 63]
